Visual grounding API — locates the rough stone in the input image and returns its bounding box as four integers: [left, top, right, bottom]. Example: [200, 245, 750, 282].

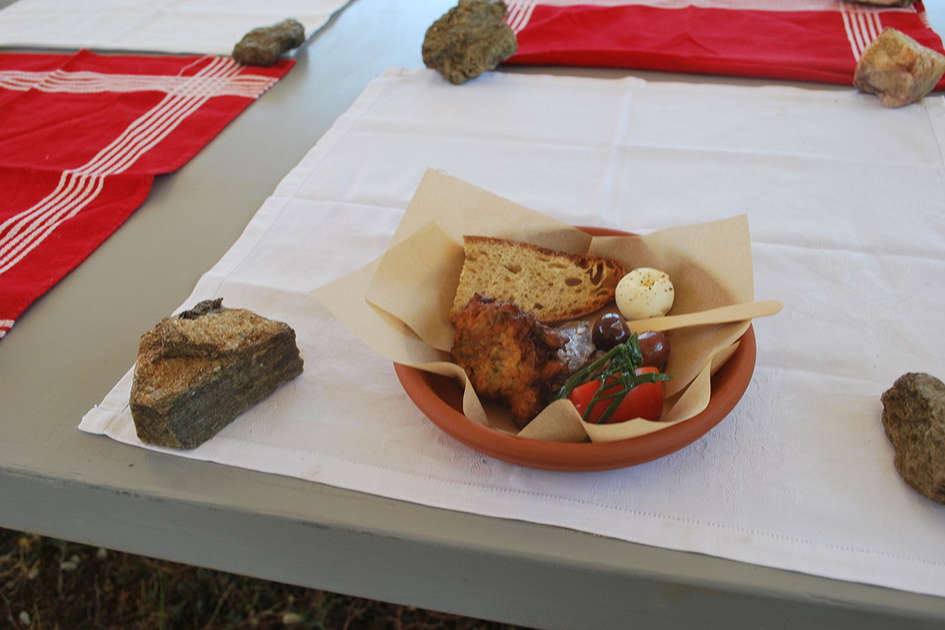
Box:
[854, 28, 945, 108]
[233, 18, 305, 66]
[880, 372, 945, 504]
[422, 0, 517, 85]
[130, 299, 303, 449]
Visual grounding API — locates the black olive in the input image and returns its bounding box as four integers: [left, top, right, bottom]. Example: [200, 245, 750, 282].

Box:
[592, 312, 629, 350]
[638, 331, 670, 370]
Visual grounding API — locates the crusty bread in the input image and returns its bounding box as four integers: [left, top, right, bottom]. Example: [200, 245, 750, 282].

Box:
[450, 236, 624, 324]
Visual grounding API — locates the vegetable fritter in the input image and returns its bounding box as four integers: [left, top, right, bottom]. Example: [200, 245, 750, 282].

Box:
[450, 294, 569, 426]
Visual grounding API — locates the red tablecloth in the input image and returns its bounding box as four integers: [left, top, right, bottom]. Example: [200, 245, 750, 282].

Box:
[0, 50, 292, 339]
[505, 0, 945, 88]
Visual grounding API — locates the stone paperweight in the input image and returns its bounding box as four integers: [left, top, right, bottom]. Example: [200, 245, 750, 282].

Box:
[233, 18, 305, 66]
[881, 372, 945, 504]
[854, 28, 945, 108]
[130, 299, 304, 449]
[422, 0, 517, 85]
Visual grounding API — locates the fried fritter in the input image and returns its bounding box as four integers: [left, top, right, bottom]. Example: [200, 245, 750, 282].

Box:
[450, 294, 568, 426]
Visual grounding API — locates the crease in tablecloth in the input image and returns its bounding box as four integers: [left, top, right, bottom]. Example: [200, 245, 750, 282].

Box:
[81, 67, 945, 598]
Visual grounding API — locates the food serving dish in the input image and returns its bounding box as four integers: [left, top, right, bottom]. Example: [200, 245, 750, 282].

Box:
[393, 226, 758, 472]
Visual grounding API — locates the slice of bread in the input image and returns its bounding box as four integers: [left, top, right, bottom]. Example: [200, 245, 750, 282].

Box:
[450, 236, 625, 324]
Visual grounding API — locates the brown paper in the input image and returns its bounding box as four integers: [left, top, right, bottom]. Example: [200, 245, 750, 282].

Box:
[366, 222, 465, 352]
[315, 169, 765, 443]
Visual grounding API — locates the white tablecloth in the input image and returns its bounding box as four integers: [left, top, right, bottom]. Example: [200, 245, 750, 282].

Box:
[0, 0, 351, 55]
[81, 68, 945, 597]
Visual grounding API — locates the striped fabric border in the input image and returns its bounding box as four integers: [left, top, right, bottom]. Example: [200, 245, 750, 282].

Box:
[506, 0, 538, 34]
[841, 3, 884, 60]
[0, 69, 277, 98]
[0, 56, 273, 279]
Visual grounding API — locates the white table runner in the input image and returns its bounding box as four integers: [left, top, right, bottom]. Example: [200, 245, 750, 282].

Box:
[81, 68, 945, 597]
[0, 0, 352, 55]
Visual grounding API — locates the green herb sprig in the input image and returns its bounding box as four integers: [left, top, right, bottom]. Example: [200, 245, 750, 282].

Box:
[556, 333, 671, 424]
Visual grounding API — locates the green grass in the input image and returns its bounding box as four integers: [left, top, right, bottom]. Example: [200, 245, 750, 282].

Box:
[0, 528, 528, 630]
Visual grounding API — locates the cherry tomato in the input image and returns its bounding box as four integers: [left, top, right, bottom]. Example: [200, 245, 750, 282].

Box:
[567, 367, 664, 423]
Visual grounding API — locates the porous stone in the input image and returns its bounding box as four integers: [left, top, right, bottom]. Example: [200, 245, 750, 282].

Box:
[880, 372, 945, 504]
[233, 18, 305, 66]
[130, 299, 303, 449]
[854, 28, 945, 108]
[422, 0, 517, 85]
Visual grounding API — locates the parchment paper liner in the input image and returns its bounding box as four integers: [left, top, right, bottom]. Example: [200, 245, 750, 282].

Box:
[315, 170, 756, 443]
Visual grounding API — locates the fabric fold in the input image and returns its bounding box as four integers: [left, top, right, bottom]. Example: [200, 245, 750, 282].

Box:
[0, 50, 293, 339]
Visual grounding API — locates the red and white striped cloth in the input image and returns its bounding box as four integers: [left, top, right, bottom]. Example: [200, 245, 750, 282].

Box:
[0, 50, 292, 339]
[504, 0, 945, 88]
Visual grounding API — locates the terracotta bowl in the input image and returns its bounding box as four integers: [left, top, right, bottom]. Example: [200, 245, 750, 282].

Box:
[393, 226, 757, 471]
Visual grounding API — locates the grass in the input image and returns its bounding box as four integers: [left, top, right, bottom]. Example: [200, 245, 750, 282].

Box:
[0, 528, 529, 630]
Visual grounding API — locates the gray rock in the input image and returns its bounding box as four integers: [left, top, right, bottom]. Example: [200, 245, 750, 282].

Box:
[422, 0, 517, 85]
[130, 299, 303, 449]
[233, 18, 305, 66]
[881, 372, 945, 504]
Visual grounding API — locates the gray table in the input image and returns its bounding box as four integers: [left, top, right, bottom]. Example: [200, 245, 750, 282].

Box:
[2, 2, 944, 628]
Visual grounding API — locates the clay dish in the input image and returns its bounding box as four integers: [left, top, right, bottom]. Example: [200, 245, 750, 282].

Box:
[393, 226, 757, 471]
